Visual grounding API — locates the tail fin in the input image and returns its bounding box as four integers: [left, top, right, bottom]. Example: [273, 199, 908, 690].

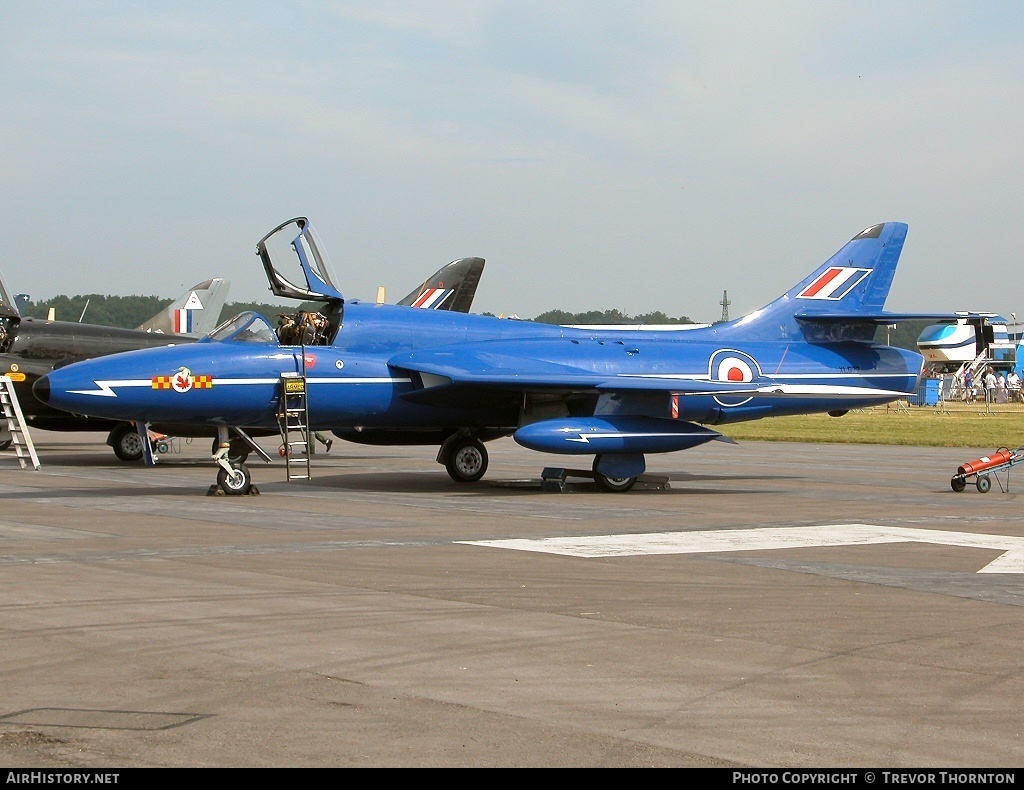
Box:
[0, 269, 20, 319]
[136, 278, 231, 335]
[397, 258, 485, 312]
[722, 222, 910, 341]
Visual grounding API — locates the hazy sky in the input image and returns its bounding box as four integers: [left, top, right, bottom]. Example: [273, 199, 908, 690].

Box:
[2, 2, 1022, 323]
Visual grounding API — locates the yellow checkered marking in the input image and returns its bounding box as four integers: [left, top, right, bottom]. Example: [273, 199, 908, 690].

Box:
[151, 375, 214, 390]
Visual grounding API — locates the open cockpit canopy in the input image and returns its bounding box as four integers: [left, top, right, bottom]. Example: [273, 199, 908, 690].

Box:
[256, 217, 345, 304]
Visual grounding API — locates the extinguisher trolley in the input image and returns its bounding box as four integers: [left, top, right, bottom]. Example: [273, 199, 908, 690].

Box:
[950, 447, 1024, 493]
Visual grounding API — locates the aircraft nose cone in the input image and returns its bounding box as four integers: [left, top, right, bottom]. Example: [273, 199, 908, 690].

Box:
[32, 375, 51, 404]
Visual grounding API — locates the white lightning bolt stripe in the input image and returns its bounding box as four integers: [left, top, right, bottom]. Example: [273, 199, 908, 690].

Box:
[626, 372, 912, 381]
[307, 377, 412, 384]
[162, 378, 411, 386]
[69, 380, 151, 397]
[747, 384, 910, 397]
[69, 377, 410, 397]
[200, 378, 278, 385]
[567, 431, 717, 444]
[217, 377, 410, 385]
[623, 374, 710, 381]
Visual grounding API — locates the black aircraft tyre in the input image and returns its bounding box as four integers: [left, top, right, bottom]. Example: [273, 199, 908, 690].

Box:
[217, 462, 252, 495]
[109, 423, 145, 462]
[592, 456, 637, 493]
[445, 438, 488, 483]
[0, 439, 11, 451]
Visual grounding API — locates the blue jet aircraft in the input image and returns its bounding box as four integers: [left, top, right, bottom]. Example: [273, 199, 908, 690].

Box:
[35, 217, 950, 494]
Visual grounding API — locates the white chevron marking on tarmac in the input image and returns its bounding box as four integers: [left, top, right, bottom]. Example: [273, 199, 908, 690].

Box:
[460, 524, 1024, 574]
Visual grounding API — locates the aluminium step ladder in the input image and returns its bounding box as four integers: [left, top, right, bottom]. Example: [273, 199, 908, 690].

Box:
[0, 375, 40, 470]
[277, 372, 311, 480]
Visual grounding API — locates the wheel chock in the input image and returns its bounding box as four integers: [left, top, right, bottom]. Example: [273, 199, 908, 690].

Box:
[206, 485, 261, 497]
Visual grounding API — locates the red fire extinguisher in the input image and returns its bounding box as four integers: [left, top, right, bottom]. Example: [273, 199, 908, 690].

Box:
[957, 449, 1014, 477]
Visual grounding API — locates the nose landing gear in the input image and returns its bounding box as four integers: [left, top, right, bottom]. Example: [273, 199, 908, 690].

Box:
[207, 426, 266, 496]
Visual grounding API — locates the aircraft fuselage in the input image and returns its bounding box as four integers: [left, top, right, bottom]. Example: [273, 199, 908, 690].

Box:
[35, 301, 925, 436]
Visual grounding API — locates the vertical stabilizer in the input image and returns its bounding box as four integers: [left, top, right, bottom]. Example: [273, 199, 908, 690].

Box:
[136, 278, 231, 335]
[720, 222, 908, 341]
[398, 258, 486, 312]
[0, 270, 19, 318]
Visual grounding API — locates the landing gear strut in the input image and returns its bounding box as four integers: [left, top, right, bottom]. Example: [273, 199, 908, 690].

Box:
[210, 436, 251, 464]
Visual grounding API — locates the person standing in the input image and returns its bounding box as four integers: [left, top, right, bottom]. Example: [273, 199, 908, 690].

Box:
[1008, 370, 1021, 401]
[963, 370, 975, 402]
[985, 368, 998, 404]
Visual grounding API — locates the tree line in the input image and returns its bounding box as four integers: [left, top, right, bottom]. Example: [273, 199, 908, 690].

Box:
[17, 293, 930, 352]
[532, 308, 696, 326]
[20, 294, 298, 330]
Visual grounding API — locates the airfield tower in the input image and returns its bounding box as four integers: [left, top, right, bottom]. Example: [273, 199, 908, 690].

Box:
[720, 290, 731, 323]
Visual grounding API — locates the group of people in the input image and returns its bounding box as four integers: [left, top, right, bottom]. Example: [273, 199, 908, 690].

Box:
[276, 311, 331, 346]
[962, 368, 1021, 404]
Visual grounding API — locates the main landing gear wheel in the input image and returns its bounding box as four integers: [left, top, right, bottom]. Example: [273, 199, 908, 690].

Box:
[217, 462, 252, 495]
[592, 457, 637, 493]
[444, 437, 488, 483]
[950, 476, 966, 493]
[109, 423, 146, 462]
[976, 476, 992, 493]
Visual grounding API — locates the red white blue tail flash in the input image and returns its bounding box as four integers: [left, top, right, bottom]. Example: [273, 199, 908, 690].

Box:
[797, 267, 871, 300]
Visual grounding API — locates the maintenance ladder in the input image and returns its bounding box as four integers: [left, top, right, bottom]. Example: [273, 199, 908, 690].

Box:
[277, 372, 311, 480]
[0, 375, 40, 470]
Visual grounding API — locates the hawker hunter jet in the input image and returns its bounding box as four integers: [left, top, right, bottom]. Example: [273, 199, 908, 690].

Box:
[36, 217, 951, 494]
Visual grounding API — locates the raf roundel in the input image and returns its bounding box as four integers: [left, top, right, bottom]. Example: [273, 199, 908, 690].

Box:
[717, 356, 754, 383]
[708, 349, 761, 408]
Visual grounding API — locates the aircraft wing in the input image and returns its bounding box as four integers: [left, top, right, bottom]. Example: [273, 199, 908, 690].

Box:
[392, 346, 771, 406]
[392, 343, 911, 408]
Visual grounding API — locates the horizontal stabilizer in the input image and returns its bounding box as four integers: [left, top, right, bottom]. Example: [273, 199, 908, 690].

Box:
[795, 311, 967, 325]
